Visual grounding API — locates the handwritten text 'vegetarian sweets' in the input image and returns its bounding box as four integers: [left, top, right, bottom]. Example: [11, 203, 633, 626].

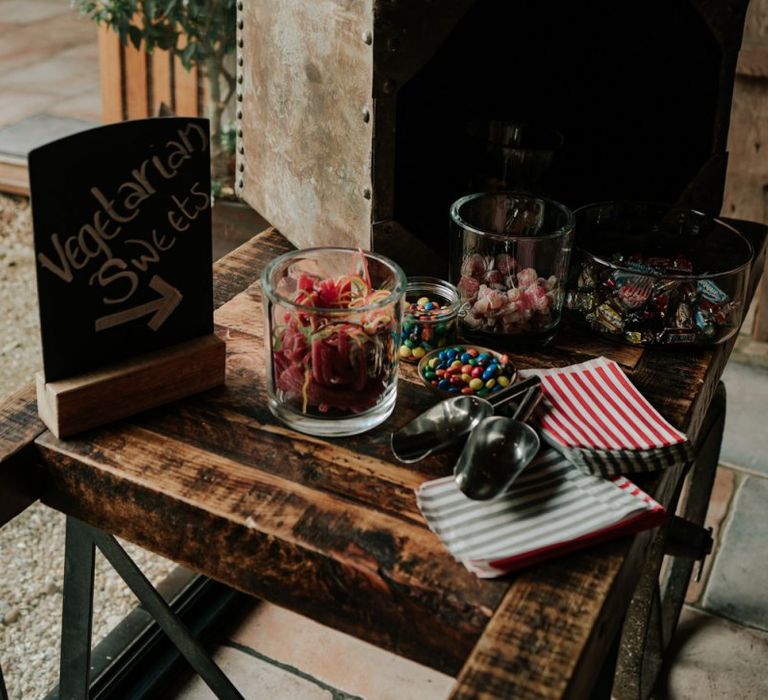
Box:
[36, 122, 209, 305]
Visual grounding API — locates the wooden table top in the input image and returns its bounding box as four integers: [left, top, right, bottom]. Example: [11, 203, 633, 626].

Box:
[4, 224, 765, 699]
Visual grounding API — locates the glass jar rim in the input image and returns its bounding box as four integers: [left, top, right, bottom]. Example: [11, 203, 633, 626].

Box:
[573, 201, 754, 280]
[404, 276, 462, 319]
[450, 191, 575, 242]
[261, 246, 407, 313]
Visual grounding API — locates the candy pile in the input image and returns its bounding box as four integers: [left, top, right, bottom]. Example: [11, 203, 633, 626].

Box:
[567, 253, 738, 345]
[420, 345, 516, 397]
[457, 253, 561, 334]
[398, 295, 458, 363]
[271, 267, 397, 414]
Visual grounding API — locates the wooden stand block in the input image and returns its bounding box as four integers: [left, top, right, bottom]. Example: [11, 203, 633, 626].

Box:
[36, 334, 226, 439]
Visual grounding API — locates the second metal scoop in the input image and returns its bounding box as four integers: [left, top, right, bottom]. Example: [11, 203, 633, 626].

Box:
[454, 382, 543, 500]
[391, 376, 541, 463]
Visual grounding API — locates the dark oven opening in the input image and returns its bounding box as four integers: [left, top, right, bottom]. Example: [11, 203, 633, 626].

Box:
[393, 0, 722, 253]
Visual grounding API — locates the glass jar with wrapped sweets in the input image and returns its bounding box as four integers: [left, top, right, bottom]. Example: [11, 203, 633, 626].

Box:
[262, 247, 406, 436]
[450, 192, 575, 347]
[567, 202, 753, 346]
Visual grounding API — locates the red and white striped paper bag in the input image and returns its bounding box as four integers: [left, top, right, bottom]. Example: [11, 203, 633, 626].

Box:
[520, 357, 691, 476]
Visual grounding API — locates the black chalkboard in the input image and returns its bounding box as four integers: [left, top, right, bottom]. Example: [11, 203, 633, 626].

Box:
[30, 117, 214, 382]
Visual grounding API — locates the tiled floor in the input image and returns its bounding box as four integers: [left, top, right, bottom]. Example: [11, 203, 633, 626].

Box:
[658, 361, 768, 699]
[0, 0, 99, 151]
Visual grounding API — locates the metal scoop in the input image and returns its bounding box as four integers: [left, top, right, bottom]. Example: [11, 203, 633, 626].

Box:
[390, 376, 541, 463]
[454, 381, 543, 500]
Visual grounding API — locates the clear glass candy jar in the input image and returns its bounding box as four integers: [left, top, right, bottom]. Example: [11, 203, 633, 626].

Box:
[450, 192, 575, 347]
[567, 201, 753, 346]
[398, 277, 461, 363]
[262, 247, 406, 436]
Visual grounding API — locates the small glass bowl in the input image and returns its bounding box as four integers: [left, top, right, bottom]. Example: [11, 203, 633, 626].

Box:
[261, 247, 406, 436]
[417, 344, 518, 399]
[398, 277, 461, 363]
[450, 192, 574, 348]
[567, 202, 753, 346]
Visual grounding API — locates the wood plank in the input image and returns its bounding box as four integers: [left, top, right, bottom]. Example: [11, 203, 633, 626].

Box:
[124, 37, 149, 120]
[753, 276, 768, 341]
[98, 25, 124, 123]
[0, 157, 29, 196]
[173, 37, 200, 117]
[211, 227, 286, 309]
[36, 334, 225, 439]
[34, 424, 504, 674]
[150, 48, 173, 115]
[0, 383, 45, 526]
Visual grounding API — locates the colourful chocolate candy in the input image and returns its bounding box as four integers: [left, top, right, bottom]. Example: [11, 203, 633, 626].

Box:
[398, 289, 459, 363]
[419, 345, 516, 396]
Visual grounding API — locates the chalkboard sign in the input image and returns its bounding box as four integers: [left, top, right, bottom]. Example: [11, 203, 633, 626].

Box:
[30, 117, 214, 382]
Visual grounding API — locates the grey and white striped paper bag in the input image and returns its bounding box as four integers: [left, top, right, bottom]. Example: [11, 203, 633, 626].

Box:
[416, 449, 665, 578]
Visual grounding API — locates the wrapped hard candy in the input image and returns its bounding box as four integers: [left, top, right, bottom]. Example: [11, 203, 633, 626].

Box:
[461, 254, 486, 279]
[496, 253, 516, 275]
[517, 267, 538, 288]
[458, 275, 480, 300]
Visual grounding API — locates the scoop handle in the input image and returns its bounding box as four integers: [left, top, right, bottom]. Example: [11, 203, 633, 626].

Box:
[487, 375, 541, 411]
[511, 383, 544, 423]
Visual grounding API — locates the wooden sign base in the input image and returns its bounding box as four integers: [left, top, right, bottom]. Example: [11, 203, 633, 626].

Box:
[36, 334, 226, 439]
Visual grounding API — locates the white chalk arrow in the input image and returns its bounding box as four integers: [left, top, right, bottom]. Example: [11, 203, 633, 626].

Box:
[95, 275, 182, 333]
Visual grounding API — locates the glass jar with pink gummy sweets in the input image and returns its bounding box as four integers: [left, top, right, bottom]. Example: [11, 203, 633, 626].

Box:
[449, 192, 574, 348]
[261, 247, 406, 437]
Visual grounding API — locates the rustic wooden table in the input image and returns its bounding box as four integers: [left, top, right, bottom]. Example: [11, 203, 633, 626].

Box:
[1, 225, 765, 699]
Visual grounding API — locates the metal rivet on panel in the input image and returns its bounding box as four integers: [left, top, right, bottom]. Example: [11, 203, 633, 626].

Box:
[239, 179, 244, 189]
[238, 56, 244, 67]
[237, 93, 243, 102]
[362, 30, 373, 45]
[239, 163, 245, 173]
[362, 107, 370, 123]
[238, 19, 244, 30]
[237, 110, 242, 120]
[238, 74, 243, 84]
[363, 187, 372, 199]
[238, 38, 243, 48]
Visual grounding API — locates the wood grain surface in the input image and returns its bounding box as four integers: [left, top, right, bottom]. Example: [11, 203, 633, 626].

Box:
[0, 383, 44, 526]
[30, 226, 767, 695]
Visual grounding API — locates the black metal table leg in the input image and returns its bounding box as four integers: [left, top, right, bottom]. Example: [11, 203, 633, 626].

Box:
[0, 661, 9, 700]
[613, 382, 727, 700]
[59, 516, 96, 700]
[57, 516, 243, 700]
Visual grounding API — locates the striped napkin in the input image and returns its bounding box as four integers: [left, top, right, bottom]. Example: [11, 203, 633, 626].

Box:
[520, 357, 691, 476]
[416, 448, 665, 578]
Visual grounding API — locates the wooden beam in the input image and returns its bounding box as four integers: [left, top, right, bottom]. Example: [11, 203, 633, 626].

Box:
[0, 157, 29, 196]
[124, 38, 150, 120]
[151, 48, 174, 115]
[98, 25, 124, 123]
[174, 36, 200, 117]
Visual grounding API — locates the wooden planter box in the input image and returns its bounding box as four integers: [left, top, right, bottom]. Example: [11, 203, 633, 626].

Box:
[97, 25, 202, 122]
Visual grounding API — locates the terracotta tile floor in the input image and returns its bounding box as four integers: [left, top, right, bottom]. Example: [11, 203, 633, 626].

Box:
[1, 2, 766, 698]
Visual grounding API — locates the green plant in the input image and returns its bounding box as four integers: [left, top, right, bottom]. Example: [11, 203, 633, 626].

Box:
[75, 1, 237, 153]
